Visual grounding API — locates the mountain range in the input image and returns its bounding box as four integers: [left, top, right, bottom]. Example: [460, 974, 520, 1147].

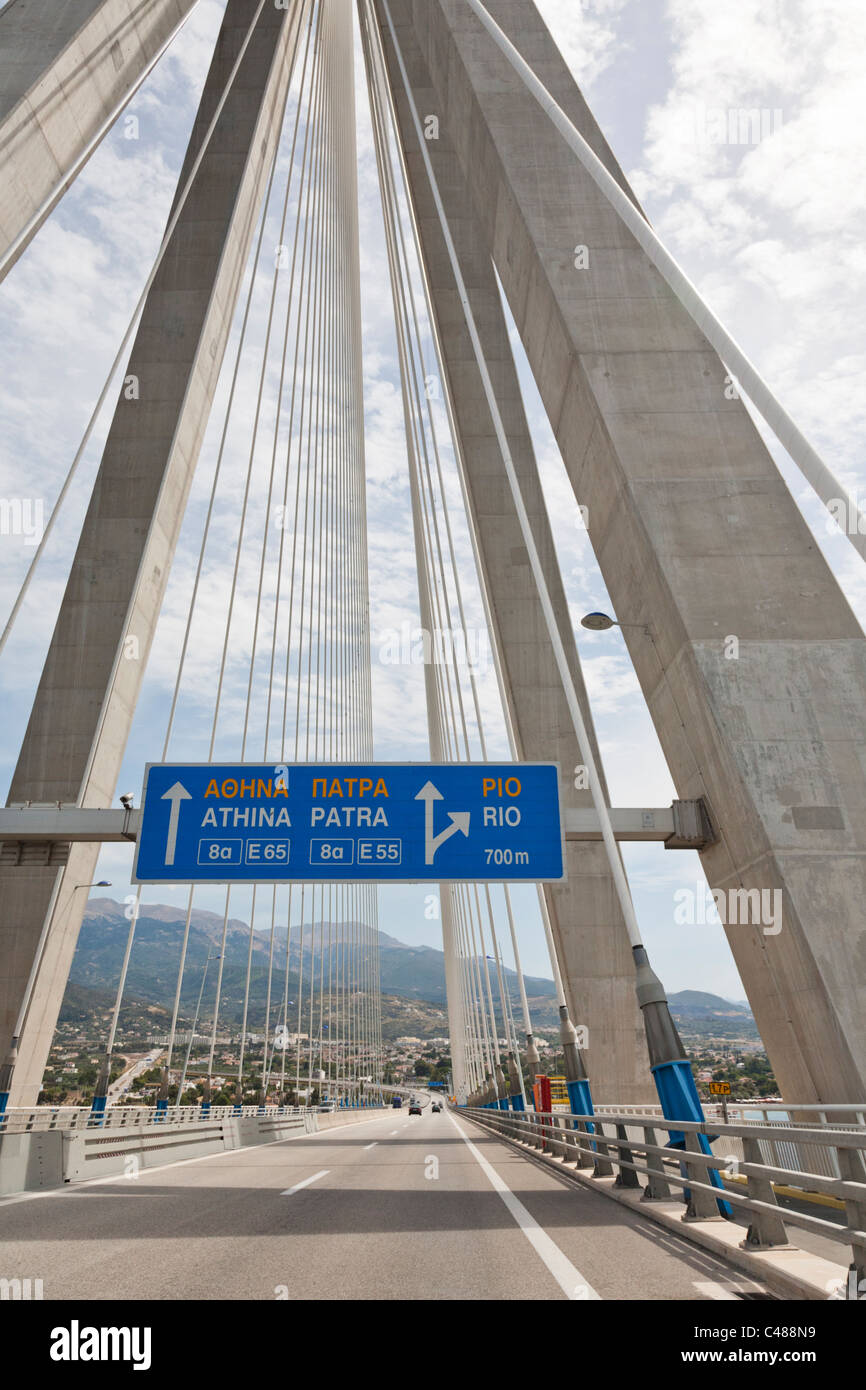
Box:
[67, 898, 756, 1036]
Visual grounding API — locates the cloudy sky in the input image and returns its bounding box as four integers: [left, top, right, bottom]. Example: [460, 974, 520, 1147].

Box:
[0, 0, 864, 1004]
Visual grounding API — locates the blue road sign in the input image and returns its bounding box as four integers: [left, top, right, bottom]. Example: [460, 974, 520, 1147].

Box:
[132, 762, 564, 885]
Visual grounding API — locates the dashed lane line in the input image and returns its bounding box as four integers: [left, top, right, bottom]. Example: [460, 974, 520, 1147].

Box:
[281, 1170, 329, 1196]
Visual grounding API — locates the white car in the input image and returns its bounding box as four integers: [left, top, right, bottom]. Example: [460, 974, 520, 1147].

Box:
[317, 1100, 337, 1113]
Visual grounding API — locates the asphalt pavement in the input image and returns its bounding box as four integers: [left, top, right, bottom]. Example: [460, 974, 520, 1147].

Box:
[0, 1106, 776, 1300]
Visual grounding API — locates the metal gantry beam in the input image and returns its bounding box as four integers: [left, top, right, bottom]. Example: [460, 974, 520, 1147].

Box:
[0, 799, 716, 847]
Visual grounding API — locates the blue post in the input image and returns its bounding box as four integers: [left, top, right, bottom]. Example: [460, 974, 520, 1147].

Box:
[154, 1097, 168, 1122]
[0, 1091, 9, 1118]
[566, 1077, 593, 1126]
[200, 1101, 211, 1116]
[510, 1092, 525, 1111]
[634, 946, 731, 1218]
[498, 1096, 509, 1111]
[651, 1059, 730, 1213]
[89, 1094, 107, 1125]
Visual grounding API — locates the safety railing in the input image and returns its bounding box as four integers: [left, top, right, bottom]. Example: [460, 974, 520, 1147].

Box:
[587, 1102, 866, 1183]
[0, 1104, 309, 1133]
[462, 1105, 866, 1299]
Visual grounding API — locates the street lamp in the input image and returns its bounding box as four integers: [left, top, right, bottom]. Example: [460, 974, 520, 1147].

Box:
[580, 615, 729, 1211]
[580, 612, 651, 634]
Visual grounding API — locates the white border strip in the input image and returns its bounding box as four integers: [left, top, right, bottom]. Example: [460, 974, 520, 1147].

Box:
[450, 1114, 601, 1300]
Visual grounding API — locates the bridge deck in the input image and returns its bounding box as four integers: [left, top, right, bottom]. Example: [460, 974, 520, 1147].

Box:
[0, 1108, 772, 1301]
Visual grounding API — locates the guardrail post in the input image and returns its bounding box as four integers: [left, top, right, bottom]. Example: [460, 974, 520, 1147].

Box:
[641, 1125, 672, 1201]
[558, 1115, 578, 1166]
[590, 1118, 615, 1177]
[835, 1142, 866, 1299]
[682, 1129, 724, 1221]
[550, 1114, 569, 1159]
[613, 1122, 641, 1189]
[739, 1133, 789, 1249]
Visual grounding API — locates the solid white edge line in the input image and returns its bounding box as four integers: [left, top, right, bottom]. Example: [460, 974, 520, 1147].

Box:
[281, 1169, 329, 1195]
[450, 1115, 602, 1301]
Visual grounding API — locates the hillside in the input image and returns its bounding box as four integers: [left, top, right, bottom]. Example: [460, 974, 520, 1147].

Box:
[70, 898, 558, 1021]
[66, 898, 758, 1038]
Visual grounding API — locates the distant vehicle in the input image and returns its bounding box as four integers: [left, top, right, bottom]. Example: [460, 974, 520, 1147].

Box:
[408, 1103, 422, 1115]
[317, 1100, 336, 1113]
[391, 1096, 403, 1108]
[431, 1103, 441, 1113]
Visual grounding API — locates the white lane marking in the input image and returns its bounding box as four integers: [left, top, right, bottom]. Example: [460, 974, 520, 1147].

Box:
[281, 1170, 329, 1196]
[364, 1142, 378, 1150]
[390, 1129, 399, 1135]
[450, 1115, 601, 1301]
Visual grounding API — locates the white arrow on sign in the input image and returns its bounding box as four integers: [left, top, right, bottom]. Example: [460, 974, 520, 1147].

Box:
[161, 781, 191, 865]
[415, 780, 470, 865]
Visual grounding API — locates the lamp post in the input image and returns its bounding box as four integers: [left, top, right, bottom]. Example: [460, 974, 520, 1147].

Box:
[579, 611, 730, 1214]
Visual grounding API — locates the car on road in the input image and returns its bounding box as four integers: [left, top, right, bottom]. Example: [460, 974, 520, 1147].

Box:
[408, 1102, 422, 1115]
[431, 1103, 441, 1113]
[317, 1100, 336, 1113]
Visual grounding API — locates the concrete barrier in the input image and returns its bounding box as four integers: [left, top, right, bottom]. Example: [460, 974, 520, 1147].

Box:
[0, 1106, 388, 1194]
[0, 1130, 63, 1194]
[63, 1120, 229, 1181]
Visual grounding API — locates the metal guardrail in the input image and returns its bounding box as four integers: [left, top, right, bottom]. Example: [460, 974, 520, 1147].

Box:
[581, 1103, 866, 1183]
[0, 1103, 370, 1134]
[463, 1105, 866, 1299]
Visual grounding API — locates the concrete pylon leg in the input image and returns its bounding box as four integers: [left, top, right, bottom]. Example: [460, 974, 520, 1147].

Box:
[372, 1, 652, 1102]
[0, 0, 199, 279]
[385, 0, 866, 1104]
[0, 0, 310, 1107]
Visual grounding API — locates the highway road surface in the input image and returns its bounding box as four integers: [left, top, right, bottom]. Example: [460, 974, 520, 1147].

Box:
[0, 1107, 775, 1300]
[105, 1049, 164, 1105]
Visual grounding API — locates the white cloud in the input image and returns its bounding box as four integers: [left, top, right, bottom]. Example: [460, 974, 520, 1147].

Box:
[628, 0, 866, 599]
